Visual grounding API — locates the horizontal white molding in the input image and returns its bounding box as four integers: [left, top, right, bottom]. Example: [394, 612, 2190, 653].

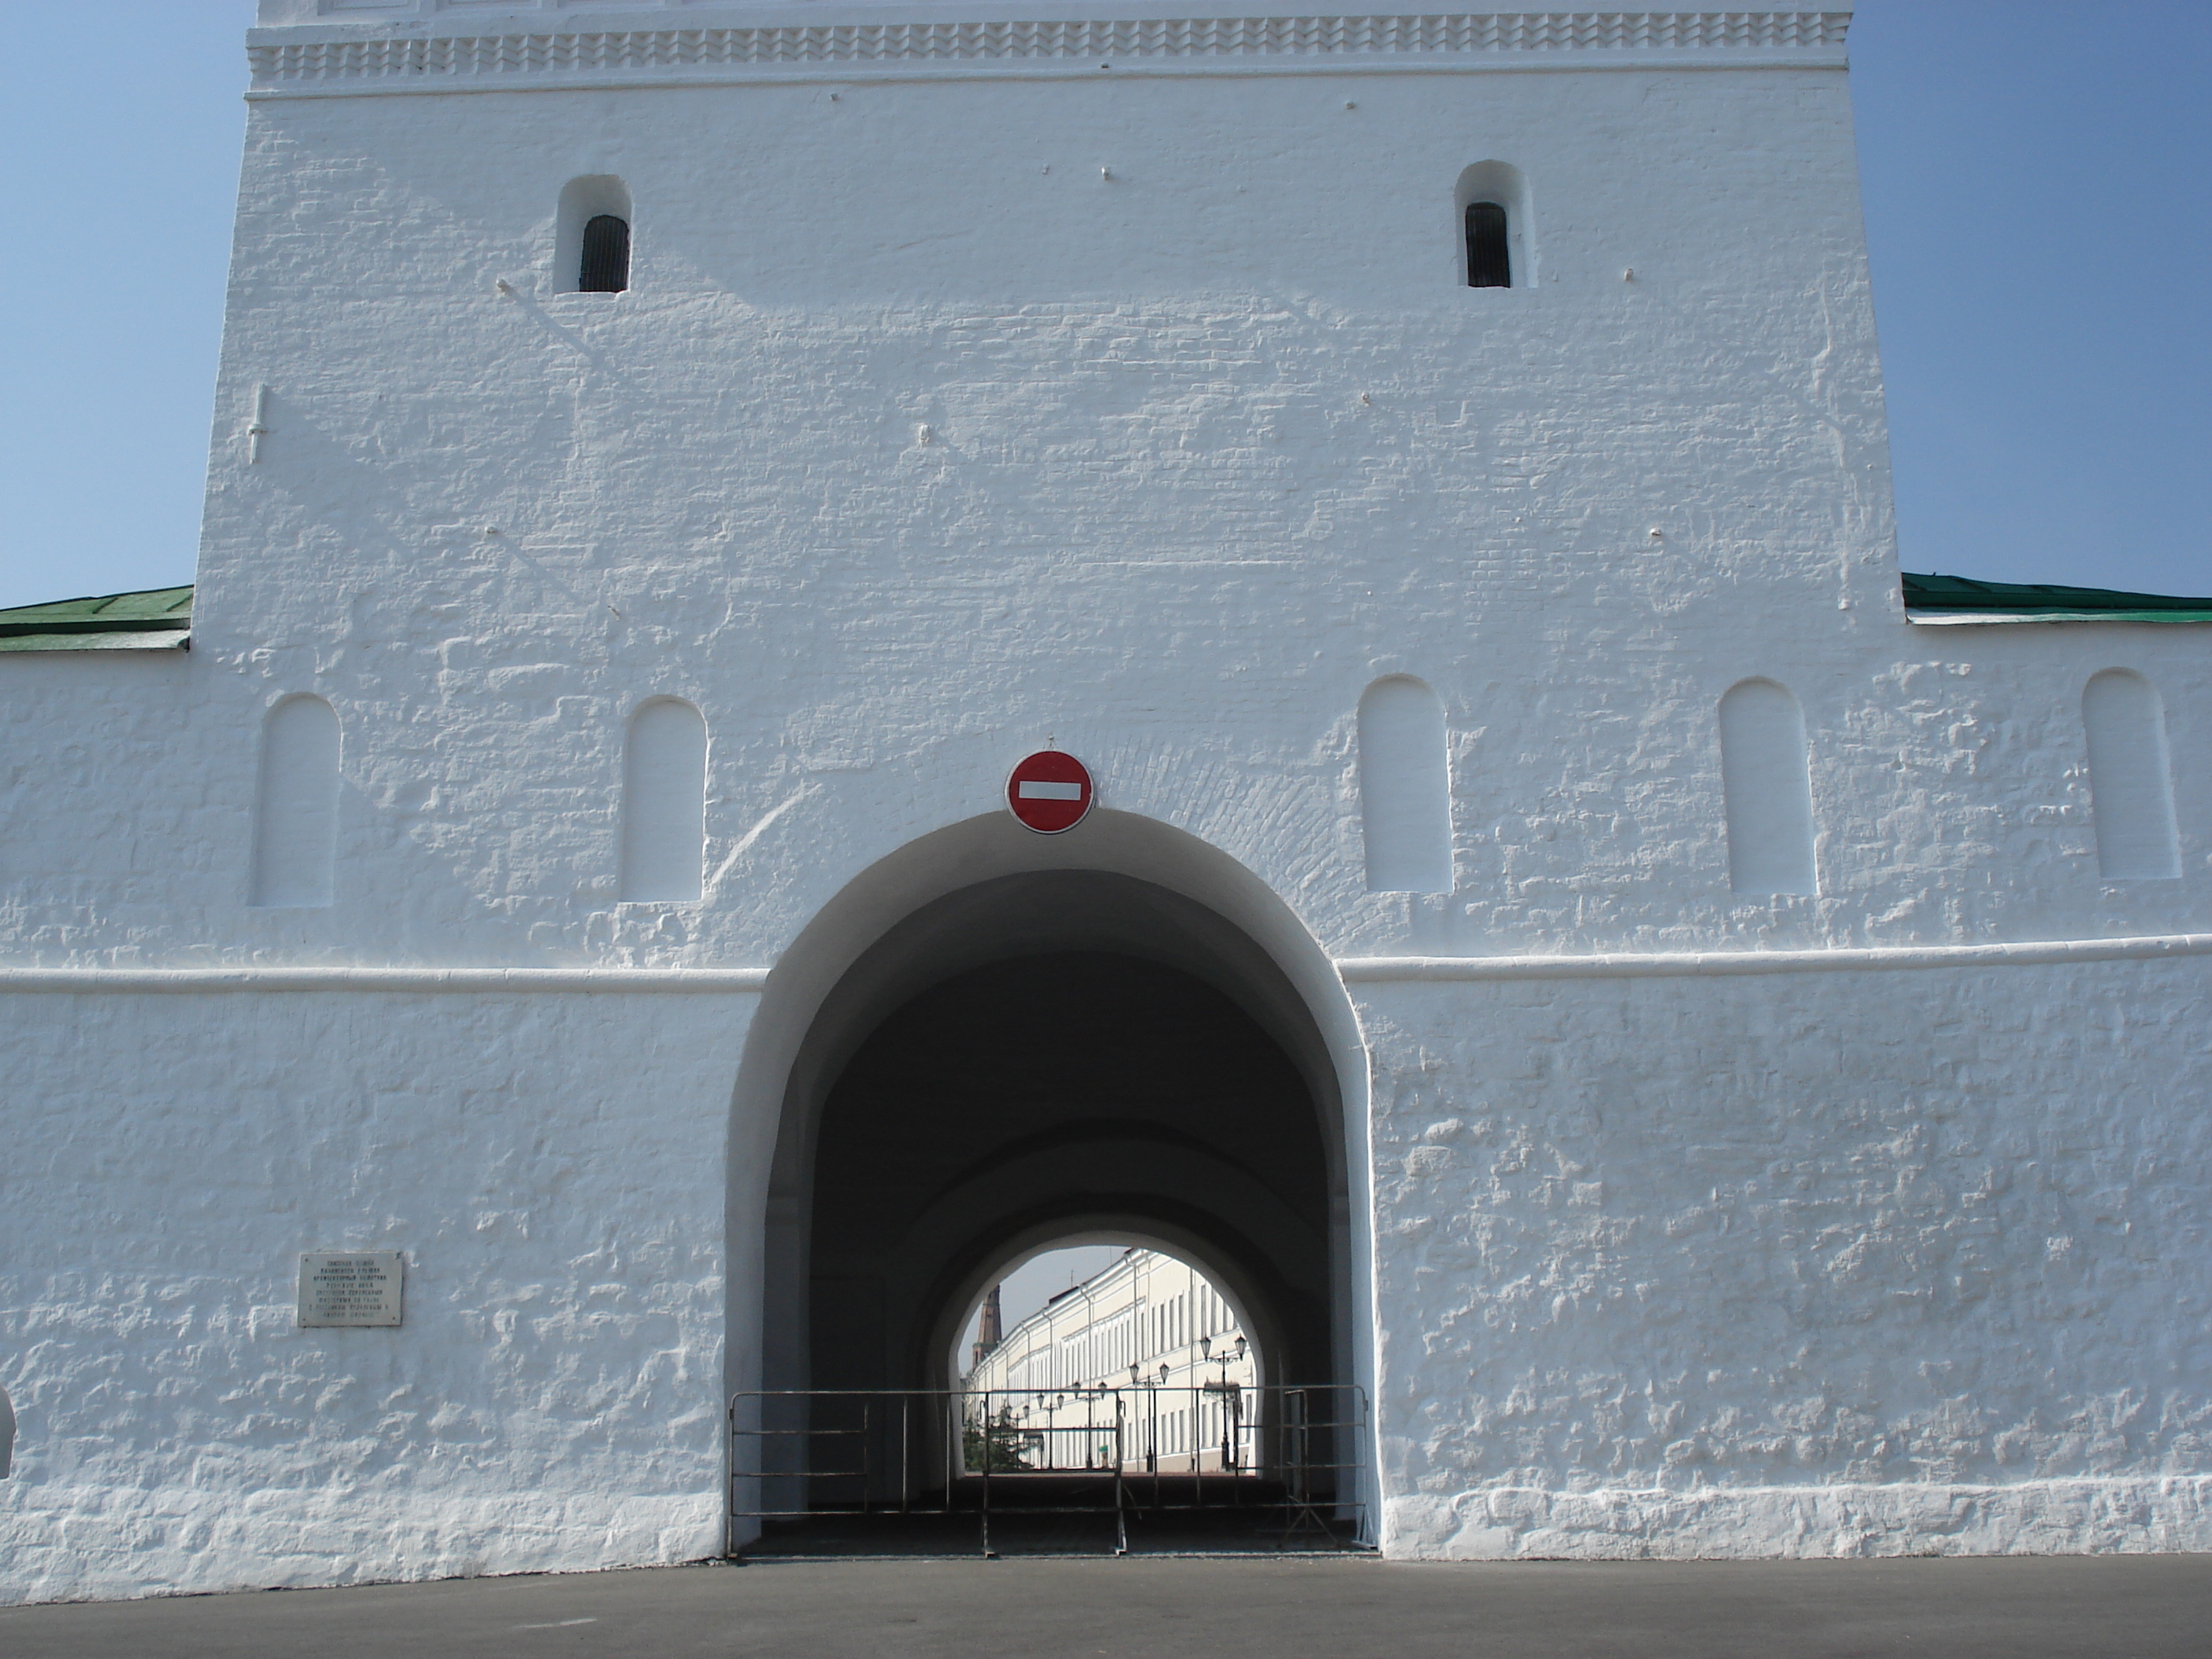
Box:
[5, 933, 2209, 993]
[1906, 610, 2211, 628]
[0, 965, 770, 994]
[246, 13, 1851, 95]
[1337, 932, 2212, 983]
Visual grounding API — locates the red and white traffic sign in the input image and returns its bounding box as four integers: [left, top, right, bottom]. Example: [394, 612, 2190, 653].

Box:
[1006, 750, 1093, 833]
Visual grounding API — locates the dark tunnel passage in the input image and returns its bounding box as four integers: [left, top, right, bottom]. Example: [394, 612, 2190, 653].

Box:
[808, 948, 1336, 1401]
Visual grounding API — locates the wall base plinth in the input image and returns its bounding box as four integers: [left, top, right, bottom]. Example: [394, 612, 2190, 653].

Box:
[1383, 1480, 2212, 1561]
[0, 1485, 722, 1607]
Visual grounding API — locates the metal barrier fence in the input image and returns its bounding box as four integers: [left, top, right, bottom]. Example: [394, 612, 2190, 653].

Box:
[730, 1383, 1368, 1555]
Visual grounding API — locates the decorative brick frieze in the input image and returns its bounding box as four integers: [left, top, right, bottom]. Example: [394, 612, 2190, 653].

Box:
[249, 12, 1853, 90]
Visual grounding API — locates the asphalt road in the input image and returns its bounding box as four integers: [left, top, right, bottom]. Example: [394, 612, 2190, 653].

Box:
[5, 1554, 2209, 1658]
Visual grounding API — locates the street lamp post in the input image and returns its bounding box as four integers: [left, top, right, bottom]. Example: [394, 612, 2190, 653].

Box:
[1198, 1333, 1249, 1473]
[1128, 1363, 1157, 1473]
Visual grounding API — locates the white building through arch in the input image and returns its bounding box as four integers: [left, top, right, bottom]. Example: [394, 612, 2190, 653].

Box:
[961, 1247, 1263, 1475]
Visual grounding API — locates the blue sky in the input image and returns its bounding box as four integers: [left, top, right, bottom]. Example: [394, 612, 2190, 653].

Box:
[0, 1, 2203, 611]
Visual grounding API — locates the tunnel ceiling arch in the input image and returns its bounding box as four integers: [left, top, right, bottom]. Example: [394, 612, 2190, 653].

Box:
[810, 934, 1334, 1394]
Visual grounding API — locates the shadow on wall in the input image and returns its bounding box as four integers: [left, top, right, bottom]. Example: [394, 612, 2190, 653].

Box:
[1, 1382, 13, 1478]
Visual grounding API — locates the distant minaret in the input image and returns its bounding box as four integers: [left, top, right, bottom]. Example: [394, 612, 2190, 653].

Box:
[970, 1284, 1003, 1369]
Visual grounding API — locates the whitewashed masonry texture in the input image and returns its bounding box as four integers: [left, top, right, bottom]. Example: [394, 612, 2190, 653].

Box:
[2, 0, 2208, 1601]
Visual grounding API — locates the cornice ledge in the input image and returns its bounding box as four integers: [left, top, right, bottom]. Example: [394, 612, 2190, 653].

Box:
[0, 965, 773, 994]
[1337, 932, 2212, 983]
[247, 11, 1852, 93]
[7, 930, 2207, 993]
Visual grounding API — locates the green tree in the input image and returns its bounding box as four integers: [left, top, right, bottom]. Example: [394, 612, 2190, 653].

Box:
[962, 1403, 1032, 1473]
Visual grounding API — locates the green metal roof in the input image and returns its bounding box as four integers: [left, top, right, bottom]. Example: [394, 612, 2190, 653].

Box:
[1903, 572, 2212, 624]
[0, 585, 193, 652]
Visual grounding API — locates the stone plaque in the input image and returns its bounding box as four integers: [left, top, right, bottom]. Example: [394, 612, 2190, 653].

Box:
[298, 1251, 404, 1328]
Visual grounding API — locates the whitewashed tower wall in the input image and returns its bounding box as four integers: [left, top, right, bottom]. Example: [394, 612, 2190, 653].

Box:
[2, 1, 2209, 1599]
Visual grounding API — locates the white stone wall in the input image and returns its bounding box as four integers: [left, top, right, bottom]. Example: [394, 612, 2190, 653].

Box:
[1364, 958, 2212, 1558]
[3, 5, 2210, 1599]
[0, 990, 747, 1602]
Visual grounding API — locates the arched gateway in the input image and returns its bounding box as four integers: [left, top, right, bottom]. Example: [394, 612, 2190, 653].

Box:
[725, 810, 1376, 1547]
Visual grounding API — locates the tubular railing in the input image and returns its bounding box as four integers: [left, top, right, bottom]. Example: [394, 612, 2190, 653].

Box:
[729, 1383, 1368, 1556]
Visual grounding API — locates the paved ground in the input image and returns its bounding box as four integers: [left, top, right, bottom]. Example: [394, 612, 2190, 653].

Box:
[5, 1553, 2210, 1657]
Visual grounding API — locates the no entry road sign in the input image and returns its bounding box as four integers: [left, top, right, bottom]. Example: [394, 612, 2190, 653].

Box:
[1006, 751, 1093, 833]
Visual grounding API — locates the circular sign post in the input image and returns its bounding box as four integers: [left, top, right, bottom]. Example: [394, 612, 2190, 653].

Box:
[1006, 750, 1093, 833]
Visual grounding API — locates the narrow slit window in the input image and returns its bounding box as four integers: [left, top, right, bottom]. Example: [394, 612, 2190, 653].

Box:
[1465, 201, 1511, 288]
[579, 214, 630, 294]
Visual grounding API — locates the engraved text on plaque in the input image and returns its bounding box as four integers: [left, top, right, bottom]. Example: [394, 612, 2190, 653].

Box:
[298, 1251, 405, 1328]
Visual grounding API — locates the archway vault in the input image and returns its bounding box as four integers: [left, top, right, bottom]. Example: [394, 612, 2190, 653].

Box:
[727, 810, 1376, 1481]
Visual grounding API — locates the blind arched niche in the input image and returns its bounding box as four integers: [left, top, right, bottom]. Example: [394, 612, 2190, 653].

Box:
[2082, 668, 2181, 880]
[620, 698, 708, 902]
[1358, 676, 1452, 894]
[1718, 678, 1818, 896]
[250, 694, 341, 908]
